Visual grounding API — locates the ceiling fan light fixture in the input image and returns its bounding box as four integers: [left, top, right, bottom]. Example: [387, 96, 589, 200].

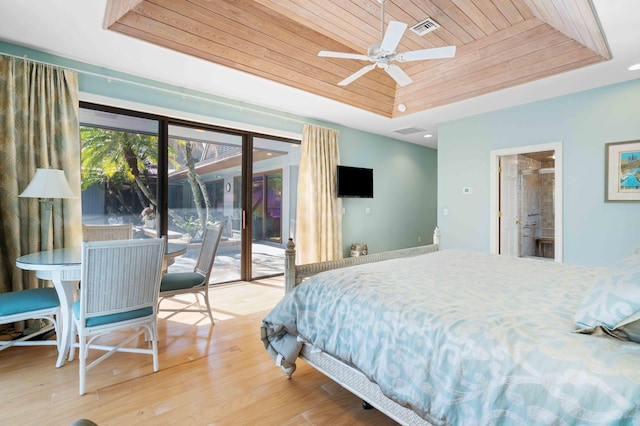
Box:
[317, 1, 455, 87]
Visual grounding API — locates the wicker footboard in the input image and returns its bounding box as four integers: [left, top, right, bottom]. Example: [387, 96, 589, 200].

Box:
[299, 344, 434, 426]
[285, 239, 440, 292]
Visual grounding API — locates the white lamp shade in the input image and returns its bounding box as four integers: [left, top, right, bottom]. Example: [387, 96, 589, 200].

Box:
[19, 168, 77, 199]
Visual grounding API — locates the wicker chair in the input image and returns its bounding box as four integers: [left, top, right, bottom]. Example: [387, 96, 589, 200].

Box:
[69, 238, 165, 395]
[82, 223, 133, 241]
[0, 288, 61, 361]
[158, 225, 223, 324]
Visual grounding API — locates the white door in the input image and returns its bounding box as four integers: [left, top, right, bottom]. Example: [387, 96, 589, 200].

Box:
[489, 142, 563, 262]
[500, 155, 520, 257]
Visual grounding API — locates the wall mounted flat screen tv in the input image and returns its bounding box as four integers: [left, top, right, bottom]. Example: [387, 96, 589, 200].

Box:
[337, 165, 373, 198]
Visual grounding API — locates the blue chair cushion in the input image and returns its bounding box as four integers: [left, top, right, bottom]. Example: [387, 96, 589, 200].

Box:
[72, 301, 153, 327]
[0, 288, 59, 316]
[160, 272, 205, 292]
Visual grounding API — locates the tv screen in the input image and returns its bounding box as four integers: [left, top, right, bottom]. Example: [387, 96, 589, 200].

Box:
[337, 165, 373, 198]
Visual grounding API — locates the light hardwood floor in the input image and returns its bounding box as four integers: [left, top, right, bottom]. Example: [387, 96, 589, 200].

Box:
[0, 278, 397, 425]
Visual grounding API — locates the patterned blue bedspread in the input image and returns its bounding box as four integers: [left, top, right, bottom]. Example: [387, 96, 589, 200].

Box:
[262, 250, 640, 425]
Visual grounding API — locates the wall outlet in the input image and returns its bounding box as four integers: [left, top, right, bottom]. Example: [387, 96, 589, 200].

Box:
[462, 186, 472, 195]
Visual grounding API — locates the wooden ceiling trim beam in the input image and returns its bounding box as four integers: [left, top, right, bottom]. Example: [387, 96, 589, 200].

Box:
[402, 17, 543, 75]
[252, 0, 370, 53]
[439, 50, 603, 107]
[477, 24, 572, 62]
[522, 0, 610, 59]
[221, 0, 397, 91]
[560, 0, 610, 59]
[107, 15, 245, 69]
[409, 61, 512, 110]
[107, 8, 395, 116]
[109, 8, 393, 116]
[402, 39, 602, 111]
[409, 53, 601, 110]
[509, 38, 602, 73]
[153, 0, 398, 104]
[289, 0, 387, 51]
[244, 1, 401, 93]
[397, 22, 576, 103]
[180, 0, 396, 91]
[406, 24, 582, 91]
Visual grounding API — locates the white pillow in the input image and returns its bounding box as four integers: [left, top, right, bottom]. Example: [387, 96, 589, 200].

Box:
[574, 252, 640, 342]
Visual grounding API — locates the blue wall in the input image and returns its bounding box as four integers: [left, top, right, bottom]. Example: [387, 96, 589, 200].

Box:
[438, 78, 640, 266]
[337, 127, 437, 254]
[1, 42, 437, 256]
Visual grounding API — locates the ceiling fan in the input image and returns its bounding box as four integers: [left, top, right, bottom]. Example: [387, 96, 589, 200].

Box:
[318, 0, 456, 87]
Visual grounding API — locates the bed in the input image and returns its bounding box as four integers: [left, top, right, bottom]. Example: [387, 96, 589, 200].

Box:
[261, 234, 640, 425]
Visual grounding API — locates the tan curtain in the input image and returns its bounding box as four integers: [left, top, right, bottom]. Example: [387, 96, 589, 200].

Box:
[0, 54, 82, 294]
[295, 123, 342, 263]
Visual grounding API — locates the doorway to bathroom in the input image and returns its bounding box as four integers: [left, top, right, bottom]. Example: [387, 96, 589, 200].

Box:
[489, 142, 563, 262]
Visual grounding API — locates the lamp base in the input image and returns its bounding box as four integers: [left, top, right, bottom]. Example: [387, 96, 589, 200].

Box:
[40, 198, 53, 251]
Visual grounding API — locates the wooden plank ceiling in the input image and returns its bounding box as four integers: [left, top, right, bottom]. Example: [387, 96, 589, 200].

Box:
[104, 0, 610, 118]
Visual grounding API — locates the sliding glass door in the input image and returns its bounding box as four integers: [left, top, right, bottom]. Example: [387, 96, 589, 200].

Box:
[250, 137, 299, 279]
[79, 103, 299, 283]
[167, 124, 243, 283]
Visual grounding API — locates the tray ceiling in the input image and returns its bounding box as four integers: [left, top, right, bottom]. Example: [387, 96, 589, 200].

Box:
[104, 0, 610, 119]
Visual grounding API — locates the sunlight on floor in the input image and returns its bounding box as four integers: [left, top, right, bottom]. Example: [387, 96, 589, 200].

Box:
[157, 277, 285, 326]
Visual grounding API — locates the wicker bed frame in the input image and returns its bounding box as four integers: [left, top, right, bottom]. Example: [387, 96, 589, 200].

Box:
[282, 231, 441, 425]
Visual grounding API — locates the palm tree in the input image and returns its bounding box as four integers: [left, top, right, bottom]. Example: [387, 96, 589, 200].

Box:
[174, 139, 213, 237]
[81, 127, 160, 217]
[81, 127, 212, 237]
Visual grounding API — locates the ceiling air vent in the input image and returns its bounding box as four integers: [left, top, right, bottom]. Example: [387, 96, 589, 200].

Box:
[410, 18, 440, 36]
[393, 126, 426, 135]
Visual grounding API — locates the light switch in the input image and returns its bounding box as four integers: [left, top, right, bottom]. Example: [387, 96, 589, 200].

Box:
[443, 208, 449, 216]
[365, 207, 371, 214]
[462, 187, 472, 195]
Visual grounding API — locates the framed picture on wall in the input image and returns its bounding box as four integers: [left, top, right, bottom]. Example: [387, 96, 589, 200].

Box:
[605, 140, 640, 202]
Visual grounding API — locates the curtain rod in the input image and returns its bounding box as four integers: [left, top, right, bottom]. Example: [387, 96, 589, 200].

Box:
[2, 51, 307, 126]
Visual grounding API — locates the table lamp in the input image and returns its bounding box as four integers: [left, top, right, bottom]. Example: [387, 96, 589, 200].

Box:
[20, 168, 77, 250]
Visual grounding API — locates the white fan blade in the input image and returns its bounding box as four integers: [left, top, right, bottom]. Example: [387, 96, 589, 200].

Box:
[318, 50, 371, 61]
[380, 21, 407, 53]
[384, 64, 413, 87]
[395, 45, 456, 62]
[338, 64, 376, 86]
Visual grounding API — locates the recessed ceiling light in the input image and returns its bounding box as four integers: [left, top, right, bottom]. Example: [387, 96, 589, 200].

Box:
[424, 134, 433, 138]
[397, 103, 407, 112]
[629, 63, 640, 71]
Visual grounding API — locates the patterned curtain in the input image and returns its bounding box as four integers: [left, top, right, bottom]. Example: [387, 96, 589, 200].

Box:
[0, 54, 82, 294]
[295, 123, 342, 263]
